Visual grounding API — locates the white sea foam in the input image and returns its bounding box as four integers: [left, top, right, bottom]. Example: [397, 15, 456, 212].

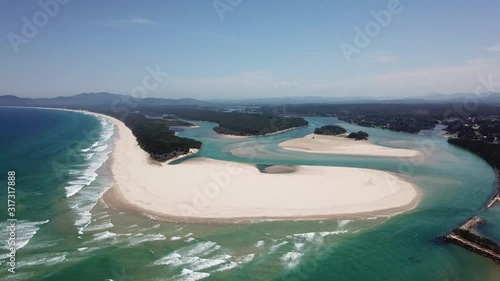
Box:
[177, 269, 210, 281]
[214, 261, 239, 272]
[189, 257, 227, 271]
[171, 236, 182, 241]
[81, 142, 96, 152]
[269, 241, 288, 253]
[281, 251, 303, 269]
[236, 253, 255, 264]
[64, 169, 99, 198]
[294, 243, 305, 251]
[123, 224, 139, 230]
[84, 229, 166, 246]
[320, 230, 348, 236]
[0, 220, 49, 255]
[65, 184, 84, 198]
[366, 214, 392, 220]
[255, 240, 265, 247]
[92, 231, 117, 241]
[338, 220, 352, 228]
[155, 252, 184, 266]
[83, 221, 114, 232]
[293, 230, 348, 243]
[154, 241, 253, 274]
[86, 141, 99, 150]
[128, 233, 166, 245]
[184, 242, 221, 257]
[17, 252, 67, 267]
[293, 232, 317, 242]
[93, 144, 108, 152]
[66, 116, 114, 231]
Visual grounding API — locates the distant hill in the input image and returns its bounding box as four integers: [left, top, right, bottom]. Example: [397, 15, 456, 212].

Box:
[1, 92, 499, 108]
[209, 96, 377, 105]
[381, 92, 500, 104]
[0, 92, 208, 107]
[212, 93, 500, 105]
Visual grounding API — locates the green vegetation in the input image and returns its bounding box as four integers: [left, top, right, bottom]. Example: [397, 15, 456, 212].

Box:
[314, 125, 346, 135]
[270, 104, 445, 133]
[448, 139, 500, 169]
[161, 119, 195, 127]
[445, 117, 500, 169]
[145, 114, 195, 127]
[123, 113, 201, 161]
[138, 108, 309, 136]
[347, 131, 369, 140]
[96, 111, 202, 162]
[313, 125, 368, 140]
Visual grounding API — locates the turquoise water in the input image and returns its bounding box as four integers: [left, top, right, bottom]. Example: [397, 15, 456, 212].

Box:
[1, 108, 499, 280]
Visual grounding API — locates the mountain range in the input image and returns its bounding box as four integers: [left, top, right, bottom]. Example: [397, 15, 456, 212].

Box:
[0, 92, 207, 107]
[1, 92, 500, 107]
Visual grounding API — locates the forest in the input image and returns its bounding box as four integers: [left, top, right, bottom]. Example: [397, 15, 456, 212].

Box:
[448, 139, 500, 170]
[271, 103, 500, 134]
[444, 116, 500, 170]
[271, 103, 445, 133]
[90, 110, 202, 162]
[313, 125, 346, 135]
[137, 107, 309, 136]
[347, 131, 369, 140]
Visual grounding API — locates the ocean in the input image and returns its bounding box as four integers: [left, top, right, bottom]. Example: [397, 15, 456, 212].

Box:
[1, 107, 499, 281]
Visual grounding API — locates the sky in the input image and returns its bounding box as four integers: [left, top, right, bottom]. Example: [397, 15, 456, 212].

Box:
[1, 0, 500, 99]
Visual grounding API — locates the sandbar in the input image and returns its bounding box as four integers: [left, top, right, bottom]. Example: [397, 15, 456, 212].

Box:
[102, 116, 419, 221]
[279, 134, 420, 158]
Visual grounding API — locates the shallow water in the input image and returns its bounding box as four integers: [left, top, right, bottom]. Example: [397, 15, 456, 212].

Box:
[0, 108, 499, 281]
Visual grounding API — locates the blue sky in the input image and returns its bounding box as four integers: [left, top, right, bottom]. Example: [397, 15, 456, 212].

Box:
[1, 0, 500, 99]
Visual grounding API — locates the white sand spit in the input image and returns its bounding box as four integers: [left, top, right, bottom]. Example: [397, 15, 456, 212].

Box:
[101, 115, 419, 220]
[279, 134, 419, 158]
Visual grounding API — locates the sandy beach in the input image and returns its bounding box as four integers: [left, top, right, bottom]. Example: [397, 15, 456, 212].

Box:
[279, 134, 420, 158]
[98, 114, 419, 221]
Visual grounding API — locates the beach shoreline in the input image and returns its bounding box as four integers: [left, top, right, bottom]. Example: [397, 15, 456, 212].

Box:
[1, 106, 421, 222]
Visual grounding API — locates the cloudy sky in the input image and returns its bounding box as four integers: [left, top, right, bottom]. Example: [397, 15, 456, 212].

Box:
[1, 0, 500, 99]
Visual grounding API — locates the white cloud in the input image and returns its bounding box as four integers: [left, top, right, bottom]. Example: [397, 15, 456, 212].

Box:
[89, 17, 154, 28]
[485, 44, 500, 52]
